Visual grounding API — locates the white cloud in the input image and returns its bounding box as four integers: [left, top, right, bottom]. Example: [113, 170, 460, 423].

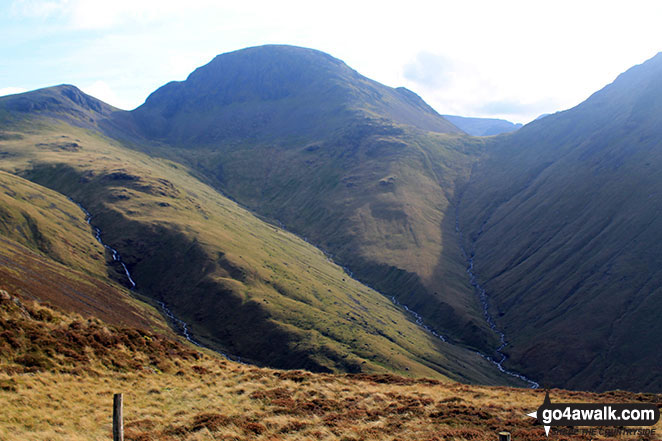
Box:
[403, 53, 456, 90]
[11, 0, 226, 29]
[7, 0, 662, 122]
[80, 81, 131, 110]
[0, 87, 28, 97]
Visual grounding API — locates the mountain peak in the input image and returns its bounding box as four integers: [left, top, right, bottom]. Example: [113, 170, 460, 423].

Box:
[132, 45, 461, 143]
[0, 84, 115, 126]
[205, 44, 346, 69]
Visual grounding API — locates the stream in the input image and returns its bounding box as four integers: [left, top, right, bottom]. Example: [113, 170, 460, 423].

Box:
[72, 199, 208, 350]
[74, 199, 531, 381]
[276, 219, 449, 343]
[455, 207, 539, 388]
[390, 296, 447, 343]
[74, 202, 136, 289]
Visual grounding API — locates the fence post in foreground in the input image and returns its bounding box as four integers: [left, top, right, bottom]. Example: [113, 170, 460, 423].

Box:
[113, 393, 124, 441]
[498, 431, 511, 441]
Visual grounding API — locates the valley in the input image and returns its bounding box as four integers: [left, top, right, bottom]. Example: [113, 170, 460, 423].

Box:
[1, 45, 661, 395]
[0, 106, 518, 386]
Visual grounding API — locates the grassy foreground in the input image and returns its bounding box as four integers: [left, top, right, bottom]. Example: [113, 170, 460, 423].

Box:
[1, 291, 660, 441]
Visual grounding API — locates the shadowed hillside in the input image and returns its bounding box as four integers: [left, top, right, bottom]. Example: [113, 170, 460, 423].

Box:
[457, 53, 662, 392]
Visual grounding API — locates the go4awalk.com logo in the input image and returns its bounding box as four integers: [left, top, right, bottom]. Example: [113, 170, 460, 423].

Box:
[526, 391, 660, 437]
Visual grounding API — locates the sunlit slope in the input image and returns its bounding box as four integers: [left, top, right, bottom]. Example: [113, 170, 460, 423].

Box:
[0, 115, 515, 385]
[457, 53, 662, 391]
[0, 170, 171, 332]
[119, 45, 494, 350]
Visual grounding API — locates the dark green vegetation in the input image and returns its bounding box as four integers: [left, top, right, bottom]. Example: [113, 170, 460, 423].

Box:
[457, 53, 662, 391]
[1, 45, 661, 392]
[442, 115, 523, 136]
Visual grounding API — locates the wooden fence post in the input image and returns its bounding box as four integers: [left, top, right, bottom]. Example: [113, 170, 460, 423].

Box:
[113, 393, 124, 441]
[498, 431, 511, 441]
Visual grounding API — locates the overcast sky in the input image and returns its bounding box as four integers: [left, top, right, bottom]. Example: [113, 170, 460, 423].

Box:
[2, 0, 661, 123]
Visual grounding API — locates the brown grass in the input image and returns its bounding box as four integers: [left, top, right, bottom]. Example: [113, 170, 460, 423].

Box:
[0, 291, 660, 441]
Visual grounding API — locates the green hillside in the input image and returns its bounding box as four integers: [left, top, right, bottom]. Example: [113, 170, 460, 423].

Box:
[457, 53, 662, 391]
[111, 45, 497, 353]
[0, 96, 520, 385]
[0, 169, 172, 333]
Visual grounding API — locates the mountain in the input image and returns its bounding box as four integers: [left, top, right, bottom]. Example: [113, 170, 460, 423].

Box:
[442, 115, 523, 136]
[0, 82, 516, 385]
[2, 45, 661, 393]
[118, 45, 498, 355]
[130, 45, 462, 143]
[124, 46, 662, 391]
[456, 52, 662, 391]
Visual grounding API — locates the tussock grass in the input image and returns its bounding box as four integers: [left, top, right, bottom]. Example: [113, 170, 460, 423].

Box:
[1, 292, 660, 441]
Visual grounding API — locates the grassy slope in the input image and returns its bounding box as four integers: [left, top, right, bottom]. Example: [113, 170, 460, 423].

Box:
[120, 45, 496, 352]
[457, 54, 662, 392]
[0, 169, 172, 333]
[0, 112, 515, 385]
[1, 292, 660, 441]
[162, 124, 495, 350]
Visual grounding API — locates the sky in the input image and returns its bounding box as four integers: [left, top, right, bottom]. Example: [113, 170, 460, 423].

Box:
[1, 0, 661, 123]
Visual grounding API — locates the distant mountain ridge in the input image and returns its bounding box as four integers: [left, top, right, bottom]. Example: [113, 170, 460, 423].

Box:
[442, 114, 522, 136]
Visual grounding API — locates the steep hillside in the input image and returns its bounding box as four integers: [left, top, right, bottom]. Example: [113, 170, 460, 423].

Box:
[3, 291, 660, 440]
[442, 115, 523, 136]
[0, 102, 517, 385]
[457, 53, 662, 391]
[0, 170, 171, 333]
[115, 45, 495, 353]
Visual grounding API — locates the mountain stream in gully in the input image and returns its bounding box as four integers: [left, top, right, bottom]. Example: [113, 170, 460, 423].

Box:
[454, 204, 539, 388]
[74, 199, 535, 383]
[73, 200, 205, 349]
